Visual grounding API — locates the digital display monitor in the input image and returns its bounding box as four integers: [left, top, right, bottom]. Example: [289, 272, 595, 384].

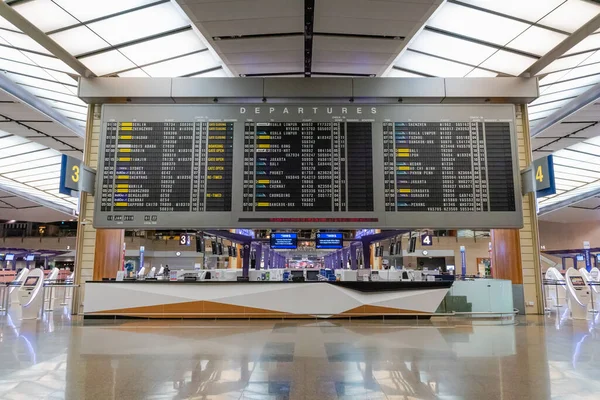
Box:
[577, 255, 584, 261]
[570, 276, 586, 286]
[270, 233, 297, 249]
[26, 254, 35, 261]
[5, 254, 14, 261]
[24, 277, 39, 286]
[316, 232, 343, 249]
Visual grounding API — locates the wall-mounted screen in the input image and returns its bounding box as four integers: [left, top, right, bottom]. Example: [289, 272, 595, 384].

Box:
[316, 232, 343, 249]
[5, 254, 14, 261]
[26, 255, 35, 261]
[95, 104, 521, 229]
[570, 276, 586, 286]
[271, 233, 297, 249]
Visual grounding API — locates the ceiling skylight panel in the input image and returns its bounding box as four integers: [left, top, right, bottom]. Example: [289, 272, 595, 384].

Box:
[0, 15, 19, 31]
[8, 73, 77, 95]
[118, 69, 150, 78]
[142, 52, 220, 77]
[465, 68, 497, 78]
[539, 51, 596, 75]
[460, 0, 565, 23]
[539, 70, 576, 86]
[480, 50, 537, 76]
[52, 0, 158, 22]
[0, 135, 28, 148]
[529, 109, 560, 122]
[86, 3, 188, 47]
[19, 53, 77, 74]
[556, 149, 600, 164]
[554, 179, 584, 189]
[507, 27, 567, 56]
[22, 86, 85, 107]
[528, 99, 572, 114]
[0, 30, 51, 54]
[20, 173, 60, 184]
[553, 165, 600, 179]
[557, 63, 600, 82]
[0, 155, 61, 174]
[13, 0, 78, 32]
[568, 142, 600, 154]
[540, 74, 600, 95]
[49, 26, 110, 57]
[0, 142, 46, 158]
[427, 2, 529, 47]
[119, 29, 206, 66]
[4, 164, 61, 179]
[79, 50, 136, 76]
[530, 86, 590, 106]
[0, 149, 58, 167]
[553, 171, 596, 183]
[43, 99, 88, 115]
[0, 43, 34, 64]
[410, 30, 497, 66]
[564, 33, 600, 56]
[394, 51, 472, 77]
[539, 0, 600, 33]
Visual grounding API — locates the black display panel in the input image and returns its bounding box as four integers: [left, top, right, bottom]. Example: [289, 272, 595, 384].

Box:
[383, 121, 515, 212]
[244, 122, 372, 212]
[316, 232, 343, 249]
[95, 104, 522, 229]
[270, 233, 298, 249]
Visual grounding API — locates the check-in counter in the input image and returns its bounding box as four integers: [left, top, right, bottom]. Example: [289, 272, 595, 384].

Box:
[83, 280, 453, 319]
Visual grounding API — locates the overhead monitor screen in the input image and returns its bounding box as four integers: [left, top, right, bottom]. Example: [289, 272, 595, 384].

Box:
[26, 255, 35, 261]
[570, 276, 586, 286]
[95, 105, 521, 229]
[5, 254, 14, 261]
[316, 232, 343, 249]
[24, 277, 39, 287]
[270, 233, 297, 249]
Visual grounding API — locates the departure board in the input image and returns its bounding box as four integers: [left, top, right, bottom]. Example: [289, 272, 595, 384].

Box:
[243, 122, 372, 212]
[383, 121, 515, 213]
[95, 104, 522, 229]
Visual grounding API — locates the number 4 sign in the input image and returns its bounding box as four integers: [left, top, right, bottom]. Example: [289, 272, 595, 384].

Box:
[421, 234, 433, 246]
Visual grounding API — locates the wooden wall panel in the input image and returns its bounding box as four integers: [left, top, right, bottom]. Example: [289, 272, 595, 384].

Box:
[491, 229, 523, 284]
[93, 229, 125, 280]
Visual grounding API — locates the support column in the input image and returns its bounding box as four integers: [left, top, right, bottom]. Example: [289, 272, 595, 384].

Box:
[350, 244, 357, 270]
[491, 104, 544, 314]
[73, 104, 125, 314]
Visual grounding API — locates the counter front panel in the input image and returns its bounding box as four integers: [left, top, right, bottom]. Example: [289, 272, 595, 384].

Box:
[83, 281, 452, 319]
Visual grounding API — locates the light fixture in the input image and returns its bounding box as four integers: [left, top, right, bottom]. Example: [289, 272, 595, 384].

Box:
[422, 250, 429, 256]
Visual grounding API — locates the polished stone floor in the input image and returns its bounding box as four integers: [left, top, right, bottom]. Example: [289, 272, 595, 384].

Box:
[1, 307, 600, 399]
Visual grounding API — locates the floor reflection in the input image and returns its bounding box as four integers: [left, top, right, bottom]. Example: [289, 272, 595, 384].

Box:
[1, 310, 600, 399]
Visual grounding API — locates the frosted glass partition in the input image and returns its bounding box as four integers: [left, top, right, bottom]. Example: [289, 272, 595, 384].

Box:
[439, 279, 514, 313]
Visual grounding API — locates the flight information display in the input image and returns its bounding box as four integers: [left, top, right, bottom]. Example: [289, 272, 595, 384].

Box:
[383, 121, 515, 213]
[95, 104, 522, 229]
[243, 122, 373, 212]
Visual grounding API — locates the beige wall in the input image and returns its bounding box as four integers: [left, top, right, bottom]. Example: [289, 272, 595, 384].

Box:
[0, 237, 75, 251]
[539, 220, 600, 270]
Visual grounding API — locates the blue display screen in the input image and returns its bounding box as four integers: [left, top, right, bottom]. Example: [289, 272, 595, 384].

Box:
[316, 232, 343, 249]
[270, 233, 297, 249]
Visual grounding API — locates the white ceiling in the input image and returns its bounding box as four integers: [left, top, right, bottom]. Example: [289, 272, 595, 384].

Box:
[178, 0, 441, 77]
[0, 188, 75, 222]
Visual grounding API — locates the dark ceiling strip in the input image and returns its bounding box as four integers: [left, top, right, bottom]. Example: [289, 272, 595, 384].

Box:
[240, 72, 304, 77]
[312, 71, 374, 77]
[304, 0, 315, 77]
[213, 32, 303, 41]
[314, 32, 405, 40]
[47, 0, 171, 35]
[448, 0, 570, 36]
[424, 26, 541, 59]
[76, 26, 192, 59]
[181, 66, 223, 78]
[0, 113, 81, 152]
[391, 66, 433, 77]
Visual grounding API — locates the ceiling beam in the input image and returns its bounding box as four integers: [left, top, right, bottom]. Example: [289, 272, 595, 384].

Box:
[0, 1, 96, 78]
[530, 80, 600, 136]
[521, 13, 600, 77]
[538, 188, 600, 216]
